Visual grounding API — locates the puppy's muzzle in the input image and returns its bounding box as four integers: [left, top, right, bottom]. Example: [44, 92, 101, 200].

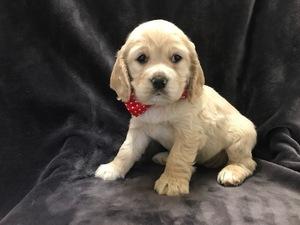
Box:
[151, 76, 168, 90]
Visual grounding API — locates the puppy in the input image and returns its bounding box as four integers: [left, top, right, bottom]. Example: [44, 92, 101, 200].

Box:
[95, 20, 257, 196]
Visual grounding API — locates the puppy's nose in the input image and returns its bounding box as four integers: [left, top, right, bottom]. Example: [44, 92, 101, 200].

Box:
[151, 76, 168, 90]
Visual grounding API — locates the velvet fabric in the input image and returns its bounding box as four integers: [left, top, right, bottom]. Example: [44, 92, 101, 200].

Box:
[1, 0, 299, 224]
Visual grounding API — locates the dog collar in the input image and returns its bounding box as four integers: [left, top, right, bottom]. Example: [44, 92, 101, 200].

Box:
[124, 88, 188, 117]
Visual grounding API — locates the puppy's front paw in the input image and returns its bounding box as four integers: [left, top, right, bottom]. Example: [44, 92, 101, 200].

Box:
[217, 164, 252, 186]
[154, 173, 189, 196]
[95, 162, 124, 180]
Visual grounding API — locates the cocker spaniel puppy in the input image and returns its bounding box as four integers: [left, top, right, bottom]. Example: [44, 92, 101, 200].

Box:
[95, 20, 257, 196]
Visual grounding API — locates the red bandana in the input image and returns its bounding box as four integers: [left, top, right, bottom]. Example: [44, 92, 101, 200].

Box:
[124, 88, 188, 117]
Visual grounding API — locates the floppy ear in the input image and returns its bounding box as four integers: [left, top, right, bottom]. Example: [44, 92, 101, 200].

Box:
[110, 46, 131, 102]
[188, 42, 205, 103]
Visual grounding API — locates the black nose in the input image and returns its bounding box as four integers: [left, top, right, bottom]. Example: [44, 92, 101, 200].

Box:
[151, 76, 168, 90]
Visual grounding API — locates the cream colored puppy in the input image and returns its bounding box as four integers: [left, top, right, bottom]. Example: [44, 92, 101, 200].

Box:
[95, 20, 257, 196]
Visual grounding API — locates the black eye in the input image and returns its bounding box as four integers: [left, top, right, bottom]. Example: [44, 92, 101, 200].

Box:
[136, 54, 148, 64]
[171, 54, 182, 63]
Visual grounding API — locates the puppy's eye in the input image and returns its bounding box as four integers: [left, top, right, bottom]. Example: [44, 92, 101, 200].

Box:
[171, 54, 182, 63]
[136, 54, 148, 64]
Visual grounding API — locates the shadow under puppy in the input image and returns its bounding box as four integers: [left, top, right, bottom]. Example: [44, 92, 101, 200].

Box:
[95, 19, 257, 196]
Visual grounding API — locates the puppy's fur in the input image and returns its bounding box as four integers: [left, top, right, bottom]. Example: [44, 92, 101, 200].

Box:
[95, 20, 257, 196]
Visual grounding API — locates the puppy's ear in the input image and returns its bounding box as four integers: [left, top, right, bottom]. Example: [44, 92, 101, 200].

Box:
[110, 46, 131, 102]
[188, 42, 205, 103]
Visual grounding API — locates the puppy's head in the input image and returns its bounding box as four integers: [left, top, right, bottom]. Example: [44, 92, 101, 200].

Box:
[110, 20, 204, 105]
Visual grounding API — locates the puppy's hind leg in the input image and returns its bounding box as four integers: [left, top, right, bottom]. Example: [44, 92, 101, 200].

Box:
[152, 152, 169, 165]
[217, 127, 257, 186]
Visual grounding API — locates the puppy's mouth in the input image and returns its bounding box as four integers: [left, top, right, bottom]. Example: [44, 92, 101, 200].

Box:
[148, 90, 171, 105]
[154, 90, 166, 96]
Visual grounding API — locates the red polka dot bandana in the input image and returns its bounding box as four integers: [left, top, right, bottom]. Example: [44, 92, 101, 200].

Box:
[124, 92, 151, 117]
[124, 88, 188, 117]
